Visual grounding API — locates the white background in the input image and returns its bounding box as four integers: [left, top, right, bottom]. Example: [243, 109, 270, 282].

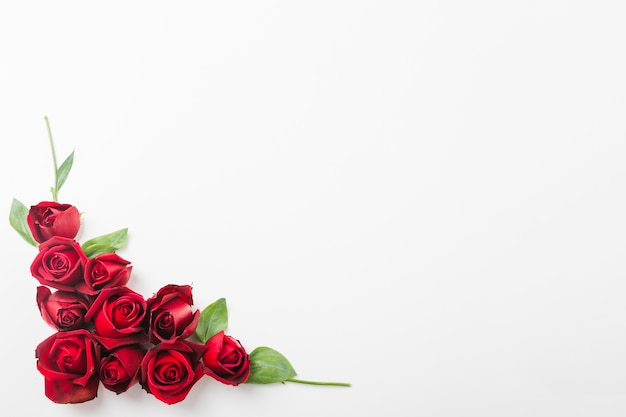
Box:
[1, 1, 626, 416]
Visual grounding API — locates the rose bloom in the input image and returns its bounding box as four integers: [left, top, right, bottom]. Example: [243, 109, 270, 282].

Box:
[141, 340, 207, 405]
[76, 252, 133, 295]
[85, 286, 148, 350]
[36, 286, 90, 331]
[27, 201, 81, 243]
[147, 284, 200, 344]
[203, 330, 250, 385]
[100, 345, 145, 394]
[31, 236, 87, 291]
[36, 329, 101, 404]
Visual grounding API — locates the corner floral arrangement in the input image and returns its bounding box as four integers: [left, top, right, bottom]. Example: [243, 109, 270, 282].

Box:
[9, 117, 350, 405]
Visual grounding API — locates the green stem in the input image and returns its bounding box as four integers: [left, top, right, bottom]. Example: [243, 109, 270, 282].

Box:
[286, 378, 351, 387]
[44, 116, 59, 202]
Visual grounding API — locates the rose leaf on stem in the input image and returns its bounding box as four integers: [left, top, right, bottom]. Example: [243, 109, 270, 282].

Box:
[195, 298, 228, 344]
[9, 198, 38, 247]
[246, 346, 297, 384]
[81, 228, 129, 258]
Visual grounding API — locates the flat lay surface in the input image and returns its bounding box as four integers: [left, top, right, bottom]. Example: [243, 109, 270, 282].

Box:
[1, 1, 626, 416]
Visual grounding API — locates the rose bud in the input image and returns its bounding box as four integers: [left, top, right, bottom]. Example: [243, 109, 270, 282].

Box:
[36, 286, 90, 331]
[202, 331, 250, 385]
[30, 236, 87, 292]
[100, 345, 145, 394]
[35, 329, 101, 404]
[27, 201, 81, 243]
[76, 253, 133, 295]
[85, 286, 148, 350]
[147, 284, 200, 344]
[141, 340, 207, 405]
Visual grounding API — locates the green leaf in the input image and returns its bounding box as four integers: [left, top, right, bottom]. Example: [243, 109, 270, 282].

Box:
[195, 298, 228, 343]
[81, 228, 128, 258]
[55, 150, 74, 192]
[246, 347, 297, 384]
[9, 198, 37, 247]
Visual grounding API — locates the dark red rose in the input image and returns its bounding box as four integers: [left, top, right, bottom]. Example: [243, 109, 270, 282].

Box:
[76, 253, 133, 295]
[202, 331, 250, 385]
[85, 286, 148, 350]
[36, 286, 90, 331]
[31, 237, 87, 291]
[147, 284, 200, 344]
[27, 201, 80, 243]
[100, 345, 145, 394]
[35, 329, 101, 404]
[141, 340, 207, 405]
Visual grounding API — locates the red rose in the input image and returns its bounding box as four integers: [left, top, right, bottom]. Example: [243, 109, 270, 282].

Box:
[85, 286, 148, 350]
[31, 237, 87, 291]
[141, 340, 207, 405]
[35, 329, 101, 404]
[27, 201, 80, 243]
[100, 345, 145, 394]
[202, 331, 250, 385]
[36, 286, 90, 331]
[147, 284, 200, 344]
[76, 253, 133, 295]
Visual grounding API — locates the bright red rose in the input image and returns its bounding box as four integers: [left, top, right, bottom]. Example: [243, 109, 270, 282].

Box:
[141, 340, 207, 405]
[202, 331, 250, 385]
[76, 253, 133, 295]
[35, 329, 101, 404]
[85, 286, 148, 350]
[36, 286, 90, 331]
[147, 284, 200, 344]
[31, 237, 87, 291]
[27, 201, 81, 243]
[100, 345, 145, 394]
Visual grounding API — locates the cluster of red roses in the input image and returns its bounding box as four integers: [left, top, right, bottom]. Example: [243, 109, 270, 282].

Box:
[29, 202, 251, 405]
